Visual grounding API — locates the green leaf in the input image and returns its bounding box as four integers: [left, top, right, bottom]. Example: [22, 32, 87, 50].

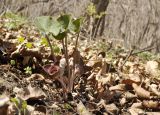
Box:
[35, 16, 61, 36]
[53, 45, 61, 54]
[69, 18, 82, 33]
[11, 98, 19, 107]
[57, 14, 71, 29]
[49, 19, 61, 36]
[54, 32, 67, 40]
[35, 16, 53, 34]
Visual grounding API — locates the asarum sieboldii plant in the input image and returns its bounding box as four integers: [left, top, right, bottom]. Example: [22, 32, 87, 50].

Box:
[35, 14, 83, 99]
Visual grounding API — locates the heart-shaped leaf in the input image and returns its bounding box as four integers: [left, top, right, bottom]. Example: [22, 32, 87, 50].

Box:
[69, 18, 82, 33]
[35, 16, 61, 36]
[35, 16, 53, 34]
[57, 14, 71, 29]
[54, 32, 67, 40]
[49, 19, 61, 36]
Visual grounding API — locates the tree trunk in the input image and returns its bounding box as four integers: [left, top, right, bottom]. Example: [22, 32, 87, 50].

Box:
[92, 0, 109, 38]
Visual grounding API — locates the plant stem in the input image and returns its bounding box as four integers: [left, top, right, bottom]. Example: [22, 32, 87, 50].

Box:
[63, 37, 71, 92]
[65, 37, 70, 78]
[62, 39, 65, 54]
[45, 34, 56, 62]
[75, 31, 80, 49]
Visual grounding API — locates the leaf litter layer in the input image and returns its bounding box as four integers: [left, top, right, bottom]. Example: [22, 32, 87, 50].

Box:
[0, 13, 160, 115]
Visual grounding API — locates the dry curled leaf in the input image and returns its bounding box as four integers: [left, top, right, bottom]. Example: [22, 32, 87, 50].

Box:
[149, 84, 160, 97]
[103, 103, 119, 114]
[122, 74, 141, 85]
[129, 108, 144, 115]
[125, 92, 136, 100]
[131, 102, 143, 109]
[132, 83, 150, 99]
[26, 74, 45, 81]
[120, 97, 126, 106]
[109, 84, 125, 91]
[142, 100, 159, 109]
[146, 112, 160, 115]
[16, 84, 46, 100]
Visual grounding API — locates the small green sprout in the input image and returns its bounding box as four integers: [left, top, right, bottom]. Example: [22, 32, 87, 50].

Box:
[11, 98, 19, 108]
[41, 37, 49, 46]
[53, 111, 60, 115]
[10, 59, 16, 65]
[17, 36, 25, 43]
[64, 103, 73, 110]
[24, 66, 32, 74]
[25, 42, 33, 49]
[11, 97, 27, 115]
[3, 12, 27, 30]
[87, 3, 96, 16]
[53, 45, 61, 54]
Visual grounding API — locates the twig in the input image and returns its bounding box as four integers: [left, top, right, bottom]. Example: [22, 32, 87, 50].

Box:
[119, 46, 155, 70]
[119, 49, 134, 70]
[132, 46, 156, 55]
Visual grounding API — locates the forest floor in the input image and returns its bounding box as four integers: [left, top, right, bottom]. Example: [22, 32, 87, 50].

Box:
[0, 13, 160, 115]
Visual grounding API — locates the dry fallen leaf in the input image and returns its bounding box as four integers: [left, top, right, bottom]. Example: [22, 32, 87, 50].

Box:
[103, 103, 119, 114]
[128, 108, 144, 115]
[77, 101, 92, 115]
[109, 84, 125, 91]
[149, 84, 160, 97]
[26, 74, 45, 82]
[120, 97, 126, 106]
[131, 102, 143, 109]
[146, 112, 160, 115]
[145, 61, 160, 77]
[16, 84, 46, 100]
[142, 100, 159, 109]
[0, 96, 9, 115]
[124, 92, 137, 100]
[132, 83, 150, 99]
[98, 74, 112, 85]
[122, 74, 141, 85]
